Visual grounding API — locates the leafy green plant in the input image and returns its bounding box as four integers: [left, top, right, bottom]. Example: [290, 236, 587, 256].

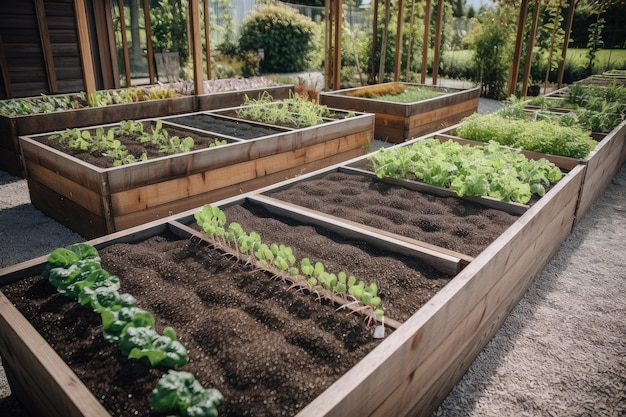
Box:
[456, 113, 596, 159]
[152, 370, 224, 417]
[236, 91, 335, 128]
[44, 244, 188, 368]
[368, 139, 564, 204]
[238, 3, 315, 73]
[44, 242, 222, 415]
[194, 204, 385, 325]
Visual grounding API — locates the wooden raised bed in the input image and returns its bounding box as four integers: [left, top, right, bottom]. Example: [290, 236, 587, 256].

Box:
[319, 82, 480, 143]
[0, 146, 586, 416]
[20, 108, 373, 239]
[0, 84, 293, 177]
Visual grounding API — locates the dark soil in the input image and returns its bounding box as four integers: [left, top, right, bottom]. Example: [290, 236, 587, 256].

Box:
[37, 121, 233, 169]
[0, 170, 520, 417]
[165, 114, 285, 139]
[265, 171, 519, 257]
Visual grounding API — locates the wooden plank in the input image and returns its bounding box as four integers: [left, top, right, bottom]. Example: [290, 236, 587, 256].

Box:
[25, 160, 105, 216]
[112, 148, 365, 231]
[109, 132, 368, 214]
[73, 0, 94, 97]
[0, 292, 111, 417]
[197, 85, 293, 110]
[296, 164, 584, 417]
[34, 0, 57, 92]
[248, 194, 463, 275]
[21, 137, 105, 192]
[576, 121, 626, 222]
[408, 98, 478, 128]
[28, 178, 109, 239]
[341, 166, 529, 216]
[0, 33, 12, 98]
[371, 174, 581, 416]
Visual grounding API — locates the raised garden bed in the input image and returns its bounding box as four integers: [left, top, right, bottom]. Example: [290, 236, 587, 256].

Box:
[20, 108, 374, 238]
[0, 83, 293, 176]
[0, 143, 587, 416]
[319, 82, 480, 143]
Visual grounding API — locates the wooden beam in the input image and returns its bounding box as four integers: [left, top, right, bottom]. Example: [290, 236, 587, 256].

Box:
[378, 0, 390, 83]
[370, 0, 379, 83]
[421, 0, 432, 84]
[393, 0, 404, 81]
[203, 0, 212, 80]
[508, 0, 529, 96]
[189, 0, 203, 94]
[35, 0, 58, 93]
[432, 0, 444, 85]
[557, 0, 576, 89]
[333, 0, 342, 90]
[104, 0, 121, 89]
[0, 34, 11, 98]
[74, 0, 97, 102]
[521, 0, 541, 98]
[117, 0, 132, 87]
[405, 0, 416, 80]
[143, 0, 155, 84]
[325, 0, 332, 90]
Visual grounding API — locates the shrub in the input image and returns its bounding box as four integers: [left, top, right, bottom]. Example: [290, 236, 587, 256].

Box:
[238, 4, 315, 73]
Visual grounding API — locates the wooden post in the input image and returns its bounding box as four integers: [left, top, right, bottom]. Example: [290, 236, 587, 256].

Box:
[557, 0, 576, 89]
[378, 0, 390, 83]
[0, 35, 11, 98]
[117, 0, 132, 87]
[421, 0, 432, 84]
[508, 0, 529, 97]
[203, 0, 212, 80]
[189, 0, 203, 94]
[405, 0, 416, 81]
[370, 0, 379, 83]
[325, 0, 332, 90]
[35, 0, 58, 93]
[333, 0, 342, 90]
[142, 0, 155, 85]
[521, 0, 541, 98]
[74, 0, 97, 101]
[432, 0, 444, 85]
[393, 0, 404, 81]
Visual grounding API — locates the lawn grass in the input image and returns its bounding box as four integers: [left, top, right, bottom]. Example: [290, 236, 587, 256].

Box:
[564, 48, 626, 71]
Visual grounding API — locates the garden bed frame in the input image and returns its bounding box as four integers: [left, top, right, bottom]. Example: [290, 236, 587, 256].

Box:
[0, 135, 587, 416]
[19, 108, 373, 239]
[0, 85, 292, 177]
[319, 82, 480, 143]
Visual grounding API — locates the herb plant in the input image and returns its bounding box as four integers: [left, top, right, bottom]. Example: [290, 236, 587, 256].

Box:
[235, 91, 336, 128]
[456, 113, 596, 159]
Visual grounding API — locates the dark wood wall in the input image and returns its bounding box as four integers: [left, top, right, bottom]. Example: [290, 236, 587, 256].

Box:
[0, 0, 114, 99]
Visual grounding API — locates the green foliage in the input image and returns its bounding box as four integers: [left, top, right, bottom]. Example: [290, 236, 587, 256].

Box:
[194, 204, 385, 324]
[152, 370, 224, 417]
[456, 113, 596, 159]
[367, 138, 564, 204]
[238, 3, 315, 73]
[44, 244, 188, 368]
[150, 0, 189, 69]
[235, 91, 335, 128]
[467, 6, 515, 99]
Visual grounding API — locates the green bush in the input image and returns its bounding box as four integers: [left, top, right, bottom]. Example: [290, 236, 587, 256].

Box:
[239, 4, 315, 73]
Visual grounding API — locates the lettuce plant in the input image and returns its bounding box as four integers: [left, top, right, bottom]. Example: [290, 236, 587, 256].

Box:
[368, 139, 564, 204]
[152, 370, 223, 417]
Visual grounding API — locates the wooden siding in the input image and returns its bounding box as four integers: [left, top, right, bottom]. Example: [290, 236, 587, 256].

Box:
[0, 0, 85, 99]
